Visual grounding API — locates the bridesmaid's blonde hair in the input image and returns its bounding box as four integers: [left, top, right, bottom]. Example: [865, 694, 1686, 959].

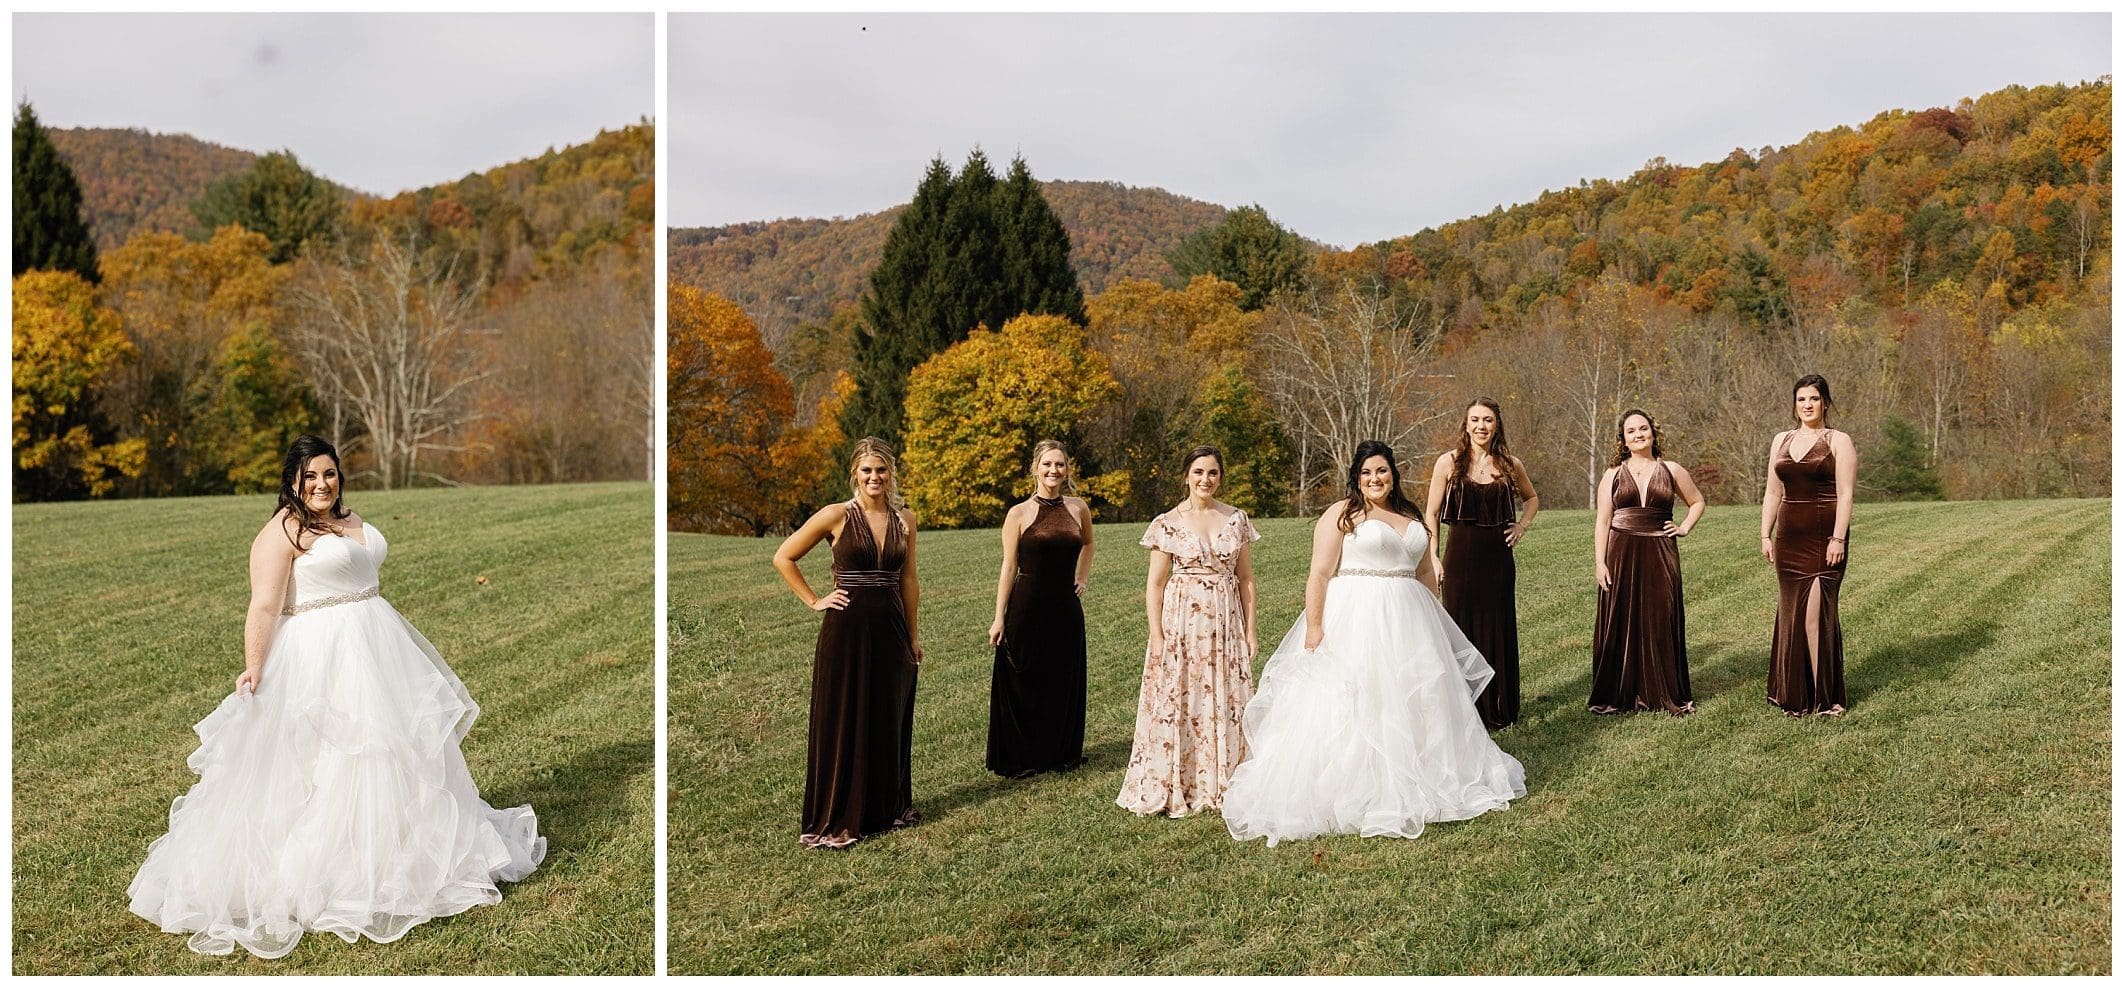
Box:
[1029, 439, 1077, 496]
[848, 436, 907, 511]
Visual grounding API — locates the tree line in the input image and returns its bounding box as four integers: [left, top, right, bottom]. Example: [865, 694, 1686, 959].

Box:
[671, 80, 2109, 535]
[12, 102, 653, 501]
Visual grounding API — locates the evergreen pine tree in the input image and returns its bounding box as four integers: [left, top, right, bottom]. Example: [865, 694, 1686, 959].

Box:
[996, 156, 1087, 325]
[190, 149, 343, 263]
[937, 148, 1005, 347]
[845, 156, 953, 446]
[12, 101, 101, 283]
[844, 151, 1086, 450]
[1164, 204, 1310, 310]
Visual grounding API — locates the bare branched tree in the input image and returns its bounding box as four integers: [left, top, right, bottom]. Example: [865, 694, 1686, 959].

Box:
[1554, 279, 1643, 505]
[286, 230, 490, 488]
[1257, 278, 1453, 507]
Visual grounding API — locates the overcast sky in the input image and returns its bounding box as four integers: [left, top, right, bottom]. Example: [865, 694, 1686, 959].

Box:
[673, 12, 2109, 246]
[14, 13, 652, 196]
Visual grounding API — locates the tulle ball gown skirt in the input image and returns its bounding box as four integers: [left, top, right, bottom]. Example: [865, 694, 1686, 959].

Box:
[127, 597, 546, 959]
[1222, 571, 1526, 846]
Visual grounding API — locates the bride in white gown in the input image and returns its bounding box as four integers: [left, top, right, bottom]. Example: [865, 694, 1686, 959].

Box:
[1224, 440, 1525, 846]
[128, 436, 545, 958]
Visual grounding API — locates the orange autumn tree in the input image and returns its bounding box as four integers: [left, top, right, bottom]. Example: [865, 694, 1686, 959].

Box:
[901, 313, 1120, 528]
[667, 285, 830, 535]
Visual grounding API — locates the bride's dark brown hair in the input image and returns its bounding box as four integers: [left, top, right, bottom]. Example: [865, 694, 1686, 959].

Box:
[1339, 440, 1424, 534]
[274, 435, 352, 549]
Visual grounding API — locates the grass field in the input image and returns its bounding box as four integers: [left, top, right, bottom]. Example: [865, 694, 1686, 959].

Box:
[670, 498, 2110, 975]
[12, 482, 654, 975]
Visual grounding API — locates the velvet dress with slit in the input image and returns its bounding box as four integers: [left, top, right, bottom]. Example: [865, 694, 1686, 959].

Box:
[1768, 432, 1848, 715]
[1589, 461, 1694, 716]
[987, 496, 1089, 777]
[801, 501, 919, 848]
[1440, 478, 1521, 729]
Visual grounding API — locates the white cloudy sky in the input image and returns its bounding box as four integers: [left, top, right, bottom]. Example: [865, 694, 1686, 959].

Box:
[672, 12, 2109, 246]
[13, 12, 652, 196]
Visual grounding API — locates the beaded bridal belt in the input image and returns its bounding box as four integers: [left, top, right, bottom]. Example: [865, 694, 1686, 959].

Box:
[283, 586, 381, 615]
[1335, 567, 1419, 580]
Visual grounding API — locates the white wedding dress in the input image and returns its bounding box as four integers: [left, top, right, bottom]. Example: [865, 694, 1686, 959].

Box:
[128, 522, 546, 958]
[1223, 517, 1526, 846]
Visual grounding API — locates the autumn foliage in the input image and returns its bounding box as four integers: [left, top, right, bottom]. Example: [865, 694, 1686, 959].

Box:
[901, 314, 1120, 528]
[667, 285, 837, 535]
[12, 270, 146, 498]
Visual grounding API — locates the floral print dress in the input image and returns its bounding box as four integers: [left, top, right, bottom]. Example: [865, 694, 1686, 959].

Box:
[1117, 508, 1262, 817]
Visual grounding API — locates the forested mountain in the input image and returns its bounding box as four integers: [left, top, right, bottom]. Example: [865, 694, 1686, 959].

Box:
[669, 179, 1227, 350]
[671, 79, 2108, 529]
[16, 119, 654, 500]
[362, 121, 655, 295]
[48, 128, 262, 249]
[1372, 79, 2110, 333]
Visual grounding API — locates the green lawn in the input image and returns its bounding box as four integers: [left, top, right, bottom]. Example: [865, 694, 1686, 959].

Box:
[13, 482, 654, 975]
[670, 499, 2110, 975]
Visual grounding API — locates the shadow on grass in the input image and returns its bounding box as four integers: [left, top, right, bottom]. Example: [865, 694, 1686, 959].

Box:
[919, 737, 1133, 825]
[488, 738, 652, 873]
[1846, 620, 1996, 708]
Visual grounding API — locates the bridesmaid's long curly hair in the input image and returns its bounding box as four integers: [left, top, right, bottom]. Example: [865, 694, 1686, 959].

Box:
[1792, 374, 1834, 426]
[1451, 396, 1520, 502]
[1028, 439, 1077, 497]
[274, 435, 352, 549]
[1339, 440, 1424, 534]
[1608, 408, 1666, 467]
[848, 436, 908, 512]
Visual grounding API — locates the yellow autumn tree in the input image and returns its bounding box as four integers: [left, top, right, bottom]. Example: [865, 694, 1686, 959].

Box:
[12, 270, 147, 499]
[100, 226, 310, 494]
[901, 313, 1120, 528]
[667, 284, 832, 535]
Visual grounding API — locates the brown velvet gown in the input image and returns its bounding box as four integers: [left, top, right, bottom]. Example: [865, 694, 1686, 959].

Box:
[1768, 431, 1848, 715]
[988, 496, 1089, 777]
[801, 501, 918, 848]
[1589, 460, 1693, 715]
[1441, 478, 1520, 729]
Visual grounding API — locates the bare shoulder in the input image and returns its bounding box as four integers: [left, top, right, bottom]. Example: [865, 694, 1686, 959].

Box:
[1829, 428, 1858, 448]
[899, 507, 920, 532]
[1434, 450, 1457, 468]
[1770, 429, 1792, 452]
[257, 510, 303, 551]
[1666, 461, 1695, 480]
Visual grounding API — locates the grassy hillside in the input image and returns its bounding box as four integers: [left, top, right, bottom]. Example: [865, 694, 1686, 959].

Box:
[13, 483, 654, 974]
[669, 499, 2109, 974]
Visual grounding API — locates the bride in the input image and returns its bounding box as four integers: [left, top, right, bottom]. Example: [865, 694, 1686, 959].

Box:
[128, 436, 546, 958]
[1223, 440, 1525, 846]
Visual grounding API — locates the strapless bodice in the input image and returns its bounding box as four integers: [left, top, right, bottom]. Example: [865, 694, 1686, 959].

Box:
[286, 522, 386, 609]
[1340, 517, 1427, 573]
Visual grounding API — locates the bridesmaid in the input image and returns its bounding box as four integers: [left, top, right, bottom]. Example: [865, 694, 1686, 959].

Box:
[772, 436, 923, 848]
[1118, 444, 1261, 817]
[1590, 409, 1705, 716]
[987, 440, 1095, 777]
[1760, 374, 1857, 716]
[1424, 397, 1540, 729]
